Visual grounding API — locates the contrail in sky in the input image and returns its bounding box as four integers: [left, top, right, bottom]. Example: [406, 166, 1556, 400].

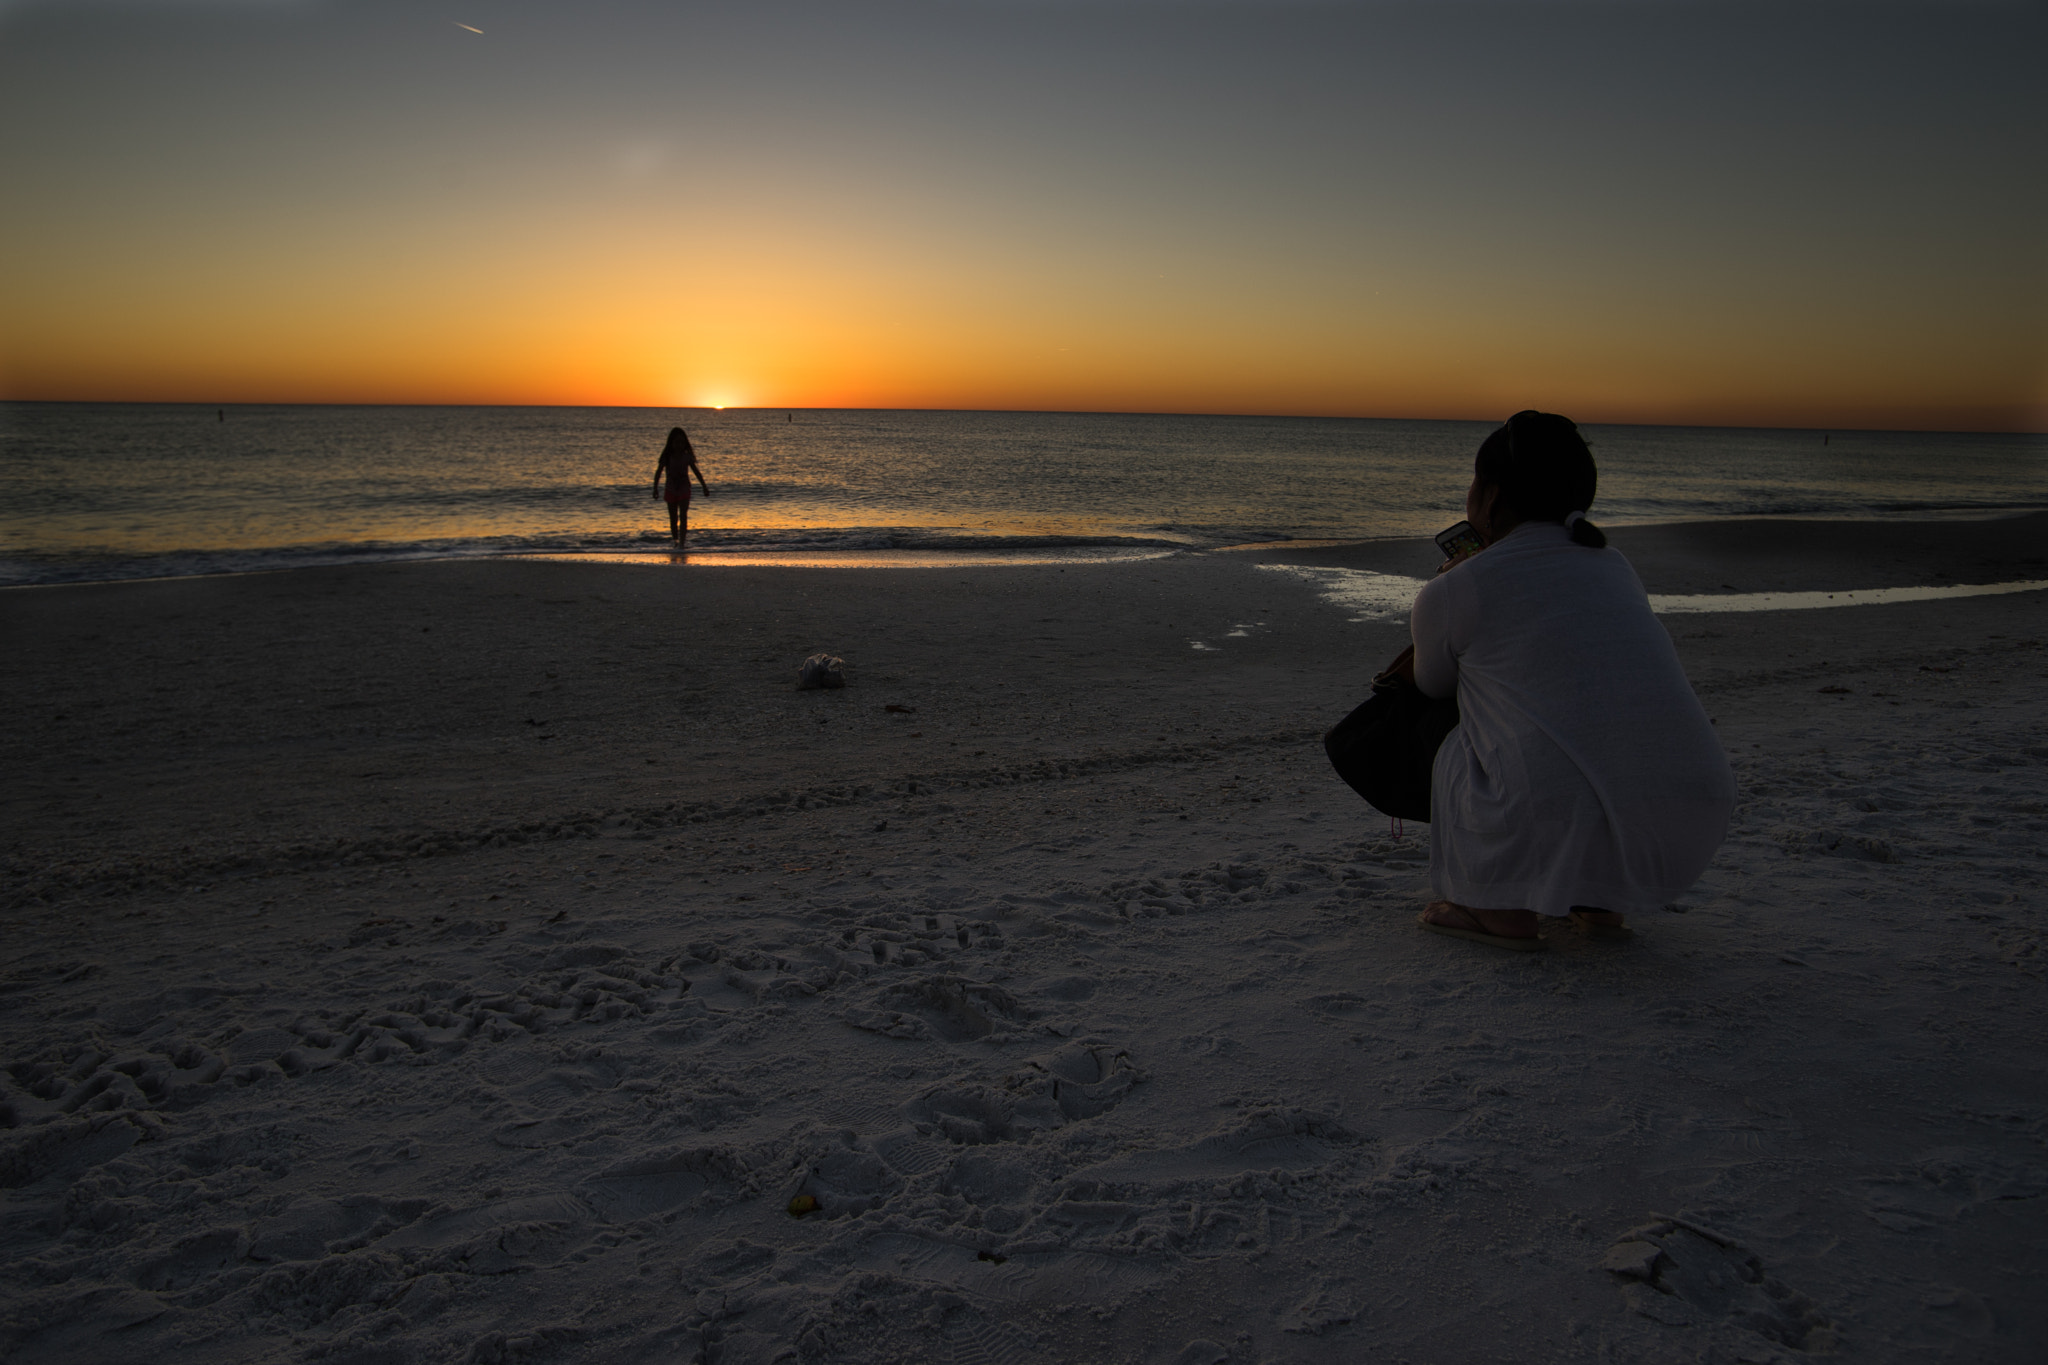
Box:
[454, 23, 483, 35]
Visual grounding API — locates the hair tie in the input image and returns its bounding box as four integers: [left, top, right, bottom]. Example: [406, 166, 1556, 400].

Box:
[1563, 510, 1586, 530]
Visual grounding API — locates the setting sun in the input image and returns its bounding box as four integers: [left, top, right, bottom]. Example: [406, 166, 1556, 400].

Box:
[1, 4, 2044, 1359]
[0, 0, 2040, 430]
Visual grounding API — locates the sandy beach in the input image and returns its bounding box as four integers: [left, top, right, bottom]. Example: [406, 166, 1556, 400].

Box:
[3, 516, 2044, 1364]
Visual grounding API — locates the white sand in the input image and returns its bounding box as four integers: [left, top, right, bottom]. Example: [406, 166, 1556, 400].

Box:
[2, 518, 2044, 1364]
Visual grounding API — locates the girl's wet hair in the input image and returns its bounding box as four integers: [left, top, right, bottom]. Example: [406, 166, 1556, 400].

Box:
[1474, 410, 1606, 548]
[662, 426, 694, 457]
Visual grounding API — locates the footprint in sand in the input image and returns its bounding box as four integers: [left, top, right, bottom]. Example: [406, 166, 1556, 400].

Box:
[898, 1045, 1143, 1147]
[2, 952, 693, 1170]
[1012, 1043, 1144, 1122]
[129, 1227, 251, 1293]
[1857, 1148, 2048, 1233]
[1174, 1033, 1238, 1057]
[248, 1195, 424, 1263]
[1278, 1276, 1360, 1335]
[821, 1096, 906, 1132]
[375, 1192, 595, 1274]
[942, 1149, 1037, 1207]
[1603, 1217, 1835, 1353]
[944, 1313, 1038, 1365]
[872, 1128, 951, 1176]
[1117, 1107, 1359, 1180]
[906, 1085, 1038, 1145]
[793, 1134, 905, 1216]
[581, 1149, 741, 1222]
[845, 976, 1028, 1043]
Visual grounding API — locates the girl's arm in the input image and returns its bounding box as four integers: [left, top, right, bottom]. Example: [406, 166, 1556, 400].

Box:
[690, 455, 710, 495]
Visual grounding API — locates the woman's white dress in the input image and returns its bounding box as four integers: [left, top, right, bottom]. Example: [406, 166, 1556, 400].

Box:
[1410, 522, 1736, 916]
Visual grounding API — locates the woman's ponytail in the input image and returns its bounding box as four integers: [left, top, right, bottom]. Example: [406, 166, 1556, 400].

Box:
[1563, 508, 1607, 549]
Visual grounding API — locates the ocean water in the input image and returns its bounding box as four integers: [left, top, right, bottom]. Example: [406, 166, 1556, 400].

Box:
[2, 404, 2043, 586]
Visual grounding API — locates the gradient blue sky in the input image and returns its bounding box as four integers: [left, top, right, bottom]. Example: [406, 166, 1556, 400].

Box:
[3, 0, 2042, 427]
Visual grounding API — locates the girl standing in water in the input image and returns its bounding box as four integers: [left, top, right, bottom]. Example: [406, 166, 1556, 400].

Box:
[651, 427, 711, 546]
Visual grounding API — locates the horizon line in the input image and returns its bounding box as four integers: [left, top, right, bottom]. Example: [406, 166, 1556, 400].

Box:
[3, 398, 2042, 438]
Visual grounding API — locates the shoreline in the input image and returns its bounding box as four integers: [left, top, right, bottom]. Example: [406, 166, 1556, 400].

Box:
[1242, 508, 2048, 595]
[3, 513, 2044, 1362]
[7, 506, 2048, 593]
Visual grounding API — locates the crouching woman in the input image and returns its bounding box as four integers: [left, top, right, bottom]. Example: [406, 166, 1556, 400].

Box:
[1412, 411, 1736, 950]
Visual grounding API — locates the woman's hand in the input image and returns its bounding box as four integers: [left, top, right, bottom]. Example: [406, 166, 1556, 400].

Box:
[1436, 549, 1476, 576]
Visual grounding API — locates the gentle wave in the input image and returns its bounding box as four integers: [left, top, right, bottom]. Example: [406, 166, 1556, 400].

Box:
[0, 526, 1280, 588]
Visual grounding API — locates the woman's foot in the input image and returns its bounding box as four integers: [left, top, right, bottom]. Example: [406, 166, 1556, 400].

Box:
[1418, 901, 1546, 951]
[1569, 908, 1633, 940]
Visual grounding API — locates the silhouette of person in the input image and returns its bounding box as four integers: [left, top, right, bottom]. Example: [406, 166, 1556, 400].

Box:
[1403, 411, 1735, 950]
[651, 427, 710, 546]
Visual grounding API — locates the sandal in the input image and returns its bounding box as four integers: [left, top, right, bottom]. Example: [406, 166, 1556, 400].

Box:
[1418, 902, 1547, 952]
[1569, 909, 1634, 941]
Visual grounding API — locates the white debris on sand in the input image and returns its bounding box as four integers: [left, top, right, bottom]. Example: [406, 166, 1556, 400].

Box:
[2, 524, 2044, 1363]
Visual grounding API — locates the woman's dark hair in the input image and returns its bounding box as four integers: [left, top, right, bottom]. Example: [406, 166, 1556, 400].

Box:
[662, 426, 694, 458]
[1474, 410, 1605, 548]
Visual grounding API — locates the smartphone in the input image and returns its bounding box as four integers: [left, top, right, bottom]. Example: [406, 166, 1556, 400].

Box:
[1434, 519, 1484, 560]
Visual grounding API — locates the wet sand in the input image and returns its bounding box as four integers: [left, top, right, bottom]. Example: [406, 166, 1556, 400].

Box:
[1248, 509, 2048, 593]
[2, 517, 2044, 1363]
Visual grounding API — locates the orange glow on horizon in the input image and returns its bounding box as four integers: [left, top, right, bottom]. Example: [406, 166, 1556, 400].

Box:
[4, 0, 2043, 434]
[4, 195, 2043, 432]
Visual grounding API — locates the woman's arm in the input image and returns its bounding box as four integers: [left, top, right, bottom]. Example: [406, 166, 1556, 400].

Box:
[1409, 574, 1464, 699]
[1375, 643, 1417, 687]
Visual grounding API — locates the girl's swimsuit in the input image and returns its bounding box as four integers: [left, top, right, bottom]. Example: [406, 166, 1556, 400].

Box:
[664, 478, 690, 506]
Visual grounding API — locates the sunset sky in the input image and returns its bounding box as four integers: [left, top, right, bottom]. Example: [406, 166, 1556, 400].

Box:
[2, 0, 2042, 429]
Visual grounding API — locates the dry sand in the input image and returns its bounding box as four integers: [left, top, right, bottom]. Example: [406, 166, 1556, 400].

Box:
[2, 517, 2044, 1364]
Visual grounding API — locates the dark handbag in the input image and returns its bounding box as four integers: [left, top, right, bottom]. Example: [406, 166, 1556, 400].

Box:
[1322, 674, 1460, 822]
